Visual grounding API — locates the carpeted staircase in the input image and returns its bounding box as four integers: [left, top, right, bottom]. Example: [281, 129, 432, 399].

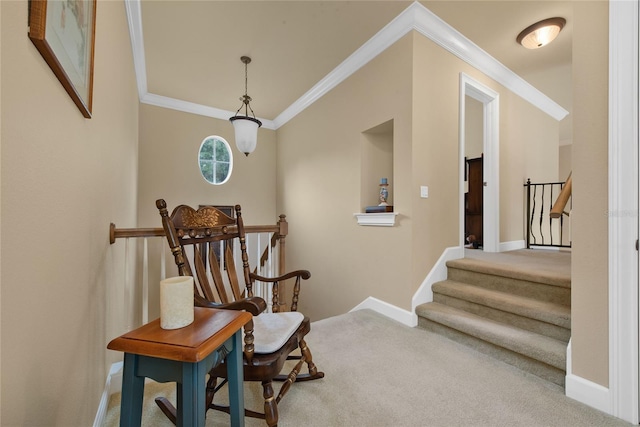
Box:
[416, 250, 571, 387]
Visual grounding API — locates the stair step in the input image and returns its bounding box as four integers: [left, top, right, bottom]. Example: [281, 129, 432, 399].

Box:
[446, 259, 570, 306]
[447, 257, 570, 288]
[432, 280, 570, 342]
[416, 302, 567, 386]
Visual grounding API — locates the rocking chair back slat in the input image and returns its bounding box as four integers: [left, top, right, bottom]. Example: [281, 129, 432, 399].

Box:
[225, 244, 244, 301]
[208, 244, 230, 303]
[193, 245, 217, 302]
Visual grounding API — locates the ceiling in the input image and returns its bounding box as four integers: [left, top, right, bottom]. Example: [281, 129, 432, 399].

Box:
[139, 1, 573, 123]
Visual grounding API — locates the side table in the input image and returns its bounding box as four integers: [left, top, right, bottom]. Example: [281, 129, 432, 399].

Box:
[108, 307, 251, 427]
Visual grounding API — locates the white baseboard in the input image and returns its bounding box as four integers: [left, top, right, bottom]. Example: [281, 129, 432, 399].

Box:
[93, 362, 123, 427]
[566, 374, 611, 414]
[350, 297, 416, 327]
[565, 340, 611, 415]
[499, 240, 526, 252]
[412, 246, 463, 311]
[352, 246, 464, 328]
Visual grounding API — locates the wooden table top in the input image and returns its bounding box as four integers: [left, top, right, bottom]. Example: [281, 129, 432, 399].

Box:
[108, 307, 252, 363]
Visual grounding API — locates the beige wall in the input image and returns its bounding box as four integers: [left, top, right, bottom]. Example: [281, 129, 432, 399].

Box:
[1, 1, 138, 425]
[412, 33, 558, 273]
[276, 32, 561, 321]
[465, 97, 483, 159]
[522, 62, 573, 145]
[137, 104, 277, 228]
[571, 0, 609, 387]
[277, 35, 414, 319]
[559, 144, 572, 182]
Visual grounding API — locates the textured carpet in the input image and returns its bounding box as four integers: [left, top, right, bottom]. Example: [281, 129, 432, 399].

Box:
[460, 248, 571, 287]
[103, 308, 630, 427]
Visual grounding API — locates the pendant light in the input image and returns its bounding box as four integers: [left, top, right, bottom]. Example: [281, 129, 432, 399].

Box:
[229, 56, 262, 156]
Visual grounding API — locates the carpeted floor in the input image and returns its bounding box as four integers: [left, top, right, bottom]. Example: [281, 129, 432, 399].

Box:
[103, 308, 631, 427]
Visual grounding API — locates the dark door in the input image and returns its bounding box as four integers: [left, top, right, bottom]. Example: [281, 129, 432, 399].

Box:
[465, 156, 483, 248]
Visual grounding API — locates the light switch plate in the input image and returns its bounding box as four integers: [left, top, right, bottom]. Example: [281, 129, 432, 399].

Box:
[420, 186, 429, 198]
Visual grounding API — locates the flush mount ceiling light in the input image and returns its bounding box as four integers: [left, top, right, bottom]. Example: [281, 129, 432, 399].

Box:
[517, 17, 566, 49]
[229, 56, 262, 156]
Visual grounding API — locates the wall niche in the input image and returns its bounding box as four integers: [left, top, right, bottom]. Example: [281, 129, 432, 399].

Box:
[355, 119, 397, 226]
[361, 119, 394, 210]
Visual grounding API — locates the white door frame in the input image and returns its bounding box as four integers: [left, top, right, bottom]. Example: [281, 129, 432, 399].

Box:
[459, 73, 500, 253]
[608, 0, 639, 423]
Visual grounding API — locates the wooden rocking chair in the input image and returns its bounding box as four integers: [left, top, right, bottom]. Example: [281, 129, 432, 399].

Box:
[155, 199, 324, 426]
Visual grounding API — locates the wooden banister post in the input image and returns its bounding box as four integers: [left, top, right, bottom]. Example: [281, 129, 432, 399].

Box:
[278, 215, 288, 277]
[525, 179, 531, 249]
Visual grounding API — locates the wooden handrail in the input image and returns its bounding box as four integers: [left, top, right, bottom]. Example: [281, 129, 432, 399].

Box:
[110, 223, 283, 245]
[109, 223, 164, 244]
[550, 172, 572, 218]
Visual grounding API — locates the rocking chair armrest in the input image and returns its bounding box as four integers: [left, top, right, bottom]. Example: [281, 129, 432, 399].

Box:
[250, 269, 311, 283]
[194, 294, 267, 316]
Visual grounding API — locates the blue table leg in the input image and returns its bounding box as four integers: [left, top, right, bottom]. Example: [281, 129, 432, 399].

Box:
[177, 356, 209, 427]
[227, 330, 245, 426]
[117, 332, 245, 427]
[119, 353, 145, 427]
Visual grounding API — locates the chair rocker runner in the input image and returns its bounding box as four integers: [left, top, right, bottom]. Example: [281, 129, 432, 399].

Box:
[155, 199, 324, 426]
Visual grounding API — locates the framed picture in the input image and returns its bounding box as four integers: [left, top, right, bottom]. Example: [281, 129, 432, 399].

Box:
[28, 0, 97, 118]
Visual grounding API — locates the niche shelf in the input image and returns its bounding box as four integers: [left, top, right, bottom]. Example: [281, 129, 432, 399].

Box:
[354, 212, 398, 227]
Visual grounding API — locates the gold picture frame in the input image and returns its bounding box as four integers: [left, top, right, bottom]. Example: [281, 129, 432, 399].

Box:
[28, 0, 97, 118]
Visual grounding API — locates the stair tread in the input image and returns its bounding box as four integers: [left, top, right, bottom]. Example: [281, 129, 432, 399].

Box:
[416, 302, 567, 370]
[447, 257, 570, 289]
[432, 280, 571, 328]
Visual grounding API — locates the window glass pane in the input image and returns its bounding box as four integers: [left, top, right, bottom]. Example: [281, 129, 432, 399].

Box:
[216, 140, 230, 162]
[199, 159, 214, 183]
[198, 137, 232, 185]
[216, 162, 230, 182]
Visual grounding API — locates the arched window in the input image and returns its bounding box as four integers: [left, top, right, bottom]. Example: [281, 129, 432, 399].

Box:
[198, 136, 233, 185]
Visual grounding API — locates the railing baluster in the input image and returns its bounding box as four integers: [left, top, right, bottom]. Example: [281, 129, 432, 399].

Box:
[549, 184, 554, 246]
[539, 185, 545, 245]
[142, 237, 149, 325]
[160, 241, 166, 280]
[531, 185, 538, 245]
[124, 238, 132, 331]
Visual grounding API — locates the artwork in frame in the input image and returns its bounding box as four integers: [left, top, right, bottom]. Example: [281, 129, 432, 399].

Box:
[28, 0, 97, 118]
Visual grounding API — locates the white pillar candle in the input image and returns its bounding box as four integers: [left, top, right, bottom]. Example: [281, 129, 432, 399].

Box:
[160, 276, 194, 330]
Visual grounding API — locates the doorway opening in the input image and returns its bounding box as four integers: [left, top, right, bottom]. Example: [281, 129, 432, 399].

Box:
[459, 73, 500, 252]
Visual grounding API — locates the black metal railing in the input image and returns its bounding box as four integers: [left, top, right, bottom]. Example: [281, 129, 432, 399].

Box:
[524, 178, 571, 249]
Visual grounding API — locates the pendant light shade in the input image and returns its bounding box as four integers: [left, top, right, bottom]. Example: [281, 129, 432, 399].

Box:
[229, 56, 262, 156]
[230, 115, 261, 156]
[517, 17, 566, 49]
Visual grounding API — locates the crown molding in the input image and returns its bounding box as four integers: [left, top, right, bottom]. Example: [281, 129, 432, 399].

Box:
[271, 2, 417, 128]
[125, 1, 568, 129]
[141, 93, 276, 130]
[410, 4, 568, 121]
[124, 0, 147, 99]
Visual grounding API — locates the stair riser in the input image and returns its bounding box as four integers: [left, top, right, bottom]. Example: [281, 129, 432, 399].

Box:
[447, 267, 570, 306]
[418, 317, 565, 387]
[433, 293, 571, 342]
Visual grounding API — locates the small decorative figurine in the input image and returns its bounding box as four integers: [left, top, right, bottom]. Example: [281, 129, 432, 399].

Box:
[379, 178, 389, 206]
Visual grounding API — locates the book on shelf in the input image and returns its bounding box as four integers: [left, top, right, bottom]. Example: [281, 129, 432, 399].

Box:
[364, 205, 394, 213]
